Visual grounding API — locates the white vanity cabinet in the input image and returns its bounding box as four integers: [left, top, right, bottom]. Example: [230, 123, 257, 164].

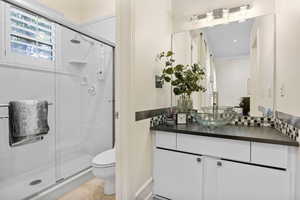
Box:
[177, 134, 251, 162]
[153, 131, 293, 200]
[216, 160, 289, 200]
[154, 149, 204, 200]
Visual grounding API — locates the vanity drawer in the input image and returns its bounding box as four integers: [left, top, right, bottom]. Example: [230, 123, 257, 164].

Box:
[251, 142, 288, 169]
[155, 131, 177, 149]
[177, 134, 251, 162]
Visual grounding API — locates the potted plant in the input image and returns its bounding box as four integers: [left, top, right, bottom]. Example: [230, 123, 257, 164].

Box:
[158, 51, 206, 112]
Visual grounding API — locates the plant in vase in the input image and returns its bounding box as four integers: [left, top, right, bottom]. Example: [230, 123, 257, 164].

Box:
[158, 51, 206, 113]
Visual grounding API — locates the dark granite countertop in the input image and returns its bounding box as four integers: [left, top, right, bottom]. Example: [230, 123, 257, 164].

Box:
[151, 124, 299, 147]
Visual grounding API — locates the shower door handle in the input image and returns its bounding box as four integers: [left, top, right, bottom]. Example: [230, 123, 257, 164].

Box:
[115, 112, 119, 119]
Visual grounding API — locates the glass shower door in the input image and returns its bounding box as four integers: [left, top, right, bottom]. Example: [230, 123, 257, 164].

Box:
[56, 27, 114, 180]
[0, 67, 56, 200]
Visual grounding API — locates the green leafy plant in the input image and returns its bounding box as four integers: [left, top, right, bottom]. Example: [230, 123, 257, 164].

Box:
[158, 51, 206, 96]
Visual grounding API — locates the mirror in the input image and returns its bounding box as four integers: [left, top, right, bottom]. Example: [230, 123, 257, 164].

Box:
[172, 14, 275, 117]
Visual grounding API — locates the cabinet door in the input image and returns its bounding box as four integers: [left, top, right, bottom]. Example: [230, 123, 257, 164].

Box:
[154, 149, 203, 200]
[217, 160, 289, 200]
[203, 157, 218, 200]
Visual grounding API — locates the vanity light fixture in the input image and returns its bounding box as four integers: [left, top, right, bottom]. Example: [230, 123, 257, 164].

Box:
[189, 4, 251, 24]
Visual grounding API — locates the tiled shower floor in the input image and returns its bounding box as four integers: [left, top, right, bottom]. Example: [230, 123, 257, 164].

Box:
[58, 178, 115, 200]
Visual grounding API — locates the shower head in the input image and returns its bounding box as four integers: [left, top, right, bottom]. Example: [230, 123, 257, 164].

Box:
[70, 35, 81, 44]
[70, 38, 81, 44]
[70, 34, 94, 45]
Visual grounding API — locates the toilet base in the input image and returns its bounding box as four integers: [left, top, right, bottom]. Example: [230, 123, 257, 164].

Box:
[104, 178, 115, 195]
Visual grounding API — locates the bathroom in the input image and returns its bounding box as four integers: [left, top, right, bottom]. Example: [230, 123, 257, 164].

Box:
[1, 0, 300, 200]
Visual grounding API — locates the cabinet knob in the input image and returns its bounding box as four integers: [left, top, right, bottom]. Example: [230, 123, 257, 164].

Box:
[197, 158, 202, 163]
[217, 161, 222, 167]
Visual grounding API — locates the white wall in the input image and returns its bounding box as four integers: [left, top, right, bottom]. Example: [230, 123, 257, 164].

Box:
[215, 56, 250, 107]
[116, 0, 172, 199]
[275, 0, 300, 198]
[80, 0, 115, 24]
[36, 0, 82, 22]
[81, 17, 116, 43]
[171, 32, 192, 107]
[172, 32, 191, 65]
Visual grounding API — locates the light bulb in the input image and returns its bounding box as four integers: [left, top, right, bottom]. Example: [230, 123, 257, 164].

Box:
[222, 8, 229, 24]
[206, 12, 214, 21]
[190, 15, 197, 22]
[238, 5, 248, 23]
[223, 8, 229, 18]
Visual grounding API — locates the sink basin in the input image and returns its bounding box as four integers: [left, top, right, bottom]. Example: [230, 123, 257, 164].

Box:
[192, 106, 236, 128]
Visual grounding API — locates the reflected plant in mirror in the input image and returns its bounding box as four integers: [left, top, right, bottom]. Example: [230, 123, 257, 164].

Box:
[158, 51, 206, 112]
[239, 97, 250, 116]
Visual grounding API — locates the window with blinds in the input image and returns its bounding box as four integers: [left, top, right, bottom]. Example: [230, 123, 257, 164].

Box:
[9, 6, 55, 61]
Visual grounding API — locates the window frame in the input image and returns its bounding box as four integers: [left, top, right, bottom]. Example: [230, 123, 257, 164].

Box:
[4, 4, 58, 70]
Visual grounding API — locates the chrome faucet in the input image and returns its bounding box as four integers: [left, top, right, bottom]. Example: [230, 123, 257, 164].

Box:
[212, 92, 218, 118]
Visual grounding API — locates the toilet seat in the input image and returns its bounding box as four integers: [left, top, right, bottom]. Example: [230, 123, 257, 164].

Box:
[92, 149, 115, 168]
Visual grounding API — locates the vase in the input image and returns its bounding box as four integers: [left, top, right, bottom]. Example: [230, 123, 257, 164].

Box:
[177, 95, 193, 113]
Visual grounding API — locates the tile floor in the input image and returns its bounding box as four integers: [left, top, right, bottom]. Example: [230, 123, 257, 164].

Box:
[58, 178, 115, 200]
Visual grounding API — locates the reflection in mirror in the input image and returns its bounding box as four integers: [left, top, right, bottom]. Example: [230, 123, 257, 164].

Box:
[172, 14, 275, 117]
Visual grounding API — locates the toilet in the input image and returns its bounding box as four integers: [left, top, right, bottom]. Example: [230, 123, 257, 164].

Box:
[92, 148, 115, 195]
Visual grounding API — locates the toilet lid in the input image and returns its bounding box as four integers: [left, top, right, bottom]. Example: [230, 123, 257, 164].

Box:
[92, 149, 115, 167]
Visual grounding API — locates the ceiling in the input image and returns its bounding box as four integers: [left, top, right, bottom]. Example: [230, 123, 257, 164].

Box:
[202, 19, 254, 58]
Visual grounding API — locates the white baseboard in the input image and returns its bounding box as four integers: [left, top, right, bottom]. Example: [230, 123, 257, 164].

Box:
[135, 178, 153, 200]
[145, 192, 153, 200]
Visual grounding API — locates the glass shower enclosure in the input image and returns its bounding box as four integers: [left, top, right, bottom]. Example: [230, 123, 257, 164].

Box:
[0, 2, 114, 199]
